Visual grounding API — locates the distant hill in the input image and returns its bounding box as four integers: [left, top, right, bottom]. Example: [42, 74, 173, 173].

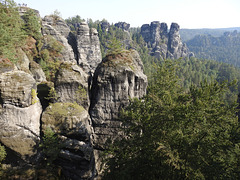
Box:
[180, 27, 240, 42]
[186, 30, 240, 67]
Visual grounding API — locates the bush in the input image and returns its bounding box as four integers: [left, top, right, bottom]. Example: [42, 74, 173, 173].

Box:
[0, 144, 6, 165]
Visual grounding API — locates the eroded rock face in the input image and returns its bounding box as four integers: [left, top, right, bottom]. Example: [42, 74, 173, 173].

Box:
[89, 50, 147, 172]
[0, 102, 41, 160]
[0, 70, 41, 161]
[29, 61, 47, 83]
[141, 21, 191, 60]
[41, 102, 95, 179]
[42, 16, 76, 63]
[0, 71, 36, 107]
[77, 22, 102, 75]
[167, 23, 189, 59]
[54, 62, 89, 109]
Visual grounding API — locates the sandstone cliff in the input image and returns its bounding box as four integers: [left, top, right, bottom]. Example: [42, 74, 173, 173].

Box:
[141, 21, 192, 60]
[76, 22, 102, 75]
[0, 69, 42, 162]
[89, 50, 147, 173]
[0, 12, 147, 180]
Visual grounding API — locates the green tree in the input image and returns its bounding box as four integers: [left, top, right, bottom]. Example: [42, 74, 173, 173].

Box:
[103, 60, 240, 179]
[0, 0, 26, 61]
[40, 127, 62, 166]
[106, 37, 124, 55]
[22, 9, 42, 40]
[65, 15, 84, 34]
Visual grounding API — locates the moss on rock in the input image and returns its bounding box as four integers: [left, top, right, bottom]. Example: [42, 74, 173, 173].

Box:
[41, 102, 86, 134]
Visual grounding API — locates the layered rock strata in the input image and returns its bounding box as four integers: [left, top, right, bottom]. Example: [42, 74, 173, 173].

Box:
[77, 22, 102, 75]
[0, 70, 41, 161]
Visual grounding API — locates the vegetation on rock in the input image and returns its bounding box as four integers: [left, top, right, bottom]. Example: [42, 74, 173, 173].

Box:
[0, 0, 26, 62]
[31, 88, 38, 104]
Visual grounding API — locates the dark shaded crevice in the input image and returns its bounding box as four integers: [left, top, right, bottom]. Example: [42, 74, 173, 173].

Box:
[68, 32, 79, 64]
[37, 83, 51, 111]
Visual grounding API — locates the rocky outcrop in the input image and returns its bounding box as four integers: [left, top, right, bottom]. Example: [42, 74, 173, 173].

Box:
[0, 70, 41, 162]
[89, 50, 147, 172]
[45, 61, 95, 179]
[29, 61, 47, 83]
[0, 11, 149, 179]
[141, 21, 191, 60]
[54, 62, 89, 108]
[41, 102, 95, 179]
[114, 22, 130, 31]
[167, 23, 189, 59]
[77, 22, 102, 75]
[42, 16, 76, 63]
[0, 58, 16, 74]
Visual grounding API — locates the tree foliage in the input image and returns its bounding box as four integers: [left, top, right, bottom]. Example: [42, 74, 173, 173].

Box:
[22, 9, 41, 40]
[103, 60, 240, 179]
[186, 32, 240, 67]
[40, 127, 62, 166]
[0, 0, 26, 61]
[106, 37, 124, 55]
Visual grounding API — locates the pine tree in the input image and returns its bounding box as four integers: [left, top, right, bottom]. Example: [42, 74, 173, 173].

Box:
[0, 0, 26, 61]
[106, 37, 124, 55]
[103, 60, 240, 179]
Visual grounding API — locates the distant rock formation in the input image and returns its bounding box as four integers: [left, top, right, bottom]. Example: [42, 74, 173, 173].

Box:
[114, 22, 130, 31]
[101, 21, 110, 31]
[141, 21, 191, 60]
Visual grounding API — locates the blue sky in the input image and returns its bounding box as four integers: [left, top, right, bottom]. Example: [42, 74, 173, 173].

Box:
[15, 0, 240, 29]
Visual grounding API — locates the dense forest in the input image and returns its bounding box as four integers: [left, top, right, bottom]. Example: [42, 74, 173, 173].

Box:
[66, 15, 240, 180]
[0, 0, 240, 179]
[186, 31, 240, 67]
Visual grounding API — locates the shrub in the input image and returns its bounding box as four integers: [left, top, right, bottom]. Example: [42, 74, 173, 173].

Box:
[0, 144, 6, 165]
[31, 89, 38, 104]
